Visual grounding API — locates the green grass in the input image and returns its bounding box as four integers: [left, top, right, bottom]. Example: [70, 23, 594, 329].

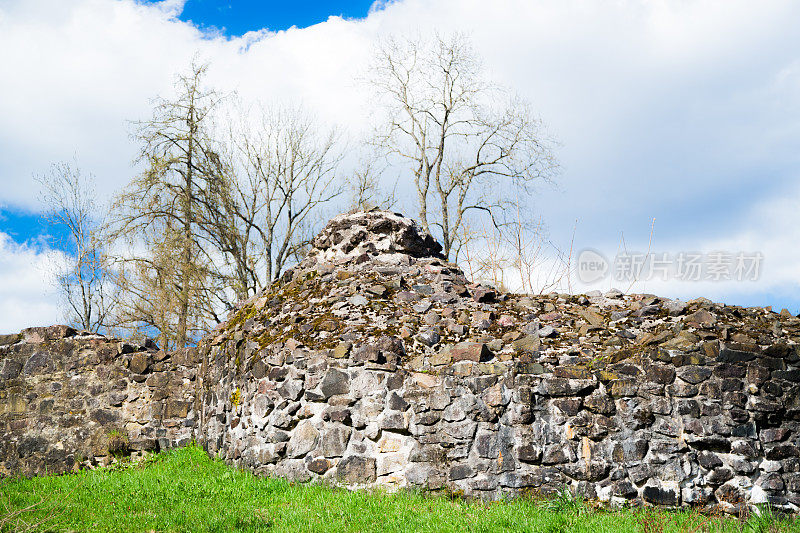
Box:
[0, 446, 797, 533]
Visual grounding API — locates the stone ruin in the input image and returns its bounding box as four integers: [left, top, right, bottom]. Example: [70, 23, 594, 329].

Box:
[3, 210, 800, 514]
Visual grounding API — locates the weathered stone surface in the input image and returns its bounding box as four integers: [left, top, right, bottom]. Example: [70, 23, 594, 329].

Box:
[643, 483, 680, 506]
[308, 210, 443, 263]
[445, 342, 491, 363]
[320, 369, 349, 398]
[23, 351, 52, 375]
[307, 457, 331, 474]
[677, 366, 712, 385]
[405, 464, 445, 489]
[0, 359, 23, 380]
[512, 335, 540, 353]
[472, 287, 496, 303]
[539, 378, 595, 397]
[336, 455, 377, 484]
[583, 390, 615, 415]
[416, 329, 441, 347]
[0, 333, 20, 346]
[129, 352, 148, 375]
[278, 379, 304, 401]
[286, 421, 319, 458]
[0, 329, 198, 477]
[6, 210, 800, 514]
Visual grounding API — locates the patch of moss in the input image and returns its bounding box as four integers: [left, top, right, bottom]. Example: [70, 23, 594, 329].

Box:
[230, 388, 241, 407]
[225, 304, 258, 332]
[107, 429, 129, 457]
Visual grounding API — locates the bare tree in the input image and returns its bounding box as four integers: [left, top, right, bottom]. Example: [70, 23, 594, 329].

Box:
[37, 161, 114, 332]
[108, 61, 350, 344]
[346, 158, 397, 212]
[459, 208, 575, 295]
[109, 223, 219, 349]
[108, 61, 225, 348]
[367, 33, 559, 260]
[212, 102, 344, 300]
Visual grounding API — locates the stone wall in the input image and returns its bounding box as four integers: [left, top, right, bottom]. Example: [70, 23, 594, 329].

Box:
[3, 210, 800, 515]
[201, 324, 800, 512]
[198, 212, 800, 513]
[0, 325, 199, 476]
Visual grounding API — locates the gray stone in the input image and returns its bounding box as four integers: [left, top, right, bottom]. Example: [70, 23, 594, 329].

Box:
[416, 329, 441, 347]
[412, 301, 432, 313]
[677, 366, 712, 385]
[583, 390, 615, 415]
[23, 351, 52, 375]
[337, 455, 377, 484]
[643, 484, 679, 506]
[405, 464, 444, 488]
[538, 325, 556, 338]
[349, 294, 369, 307]
[542, 444, 575, 465]
[663, 299, 687, 316]
[379, 411, 407, 431]
[539, 378, 595, 397]
[320, 369, 349, 398]
[0, 359, 23, 380]
[387, 392, 409, 411]
[286, 421, 319, 458]
[279, 379, 305, 401]
[319, 425, 351, 457]
[450, 464, 474, 480]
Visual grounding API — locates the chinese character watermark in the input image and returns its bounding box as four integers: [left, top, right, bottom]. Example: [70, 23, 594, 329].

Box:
[576, 249, 763, 284]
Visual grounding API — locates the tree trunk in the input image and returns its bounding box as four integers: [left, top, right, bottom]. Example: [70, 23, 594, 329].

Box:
[177, 106, 195, 348]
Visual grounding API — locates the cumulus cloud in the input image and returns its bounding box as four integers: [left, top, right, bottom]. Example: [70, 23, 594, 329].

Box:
[0, 233, 63, 332]
[572, 181, 800, 310]
[1, 0, 799, 328]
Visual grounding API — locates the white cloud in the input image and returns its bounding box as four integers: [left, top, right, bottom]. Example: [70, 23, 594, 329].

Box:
[571, 182, 800, 310]
[1, 0, 800, 327]
[0, 233, 63, 332]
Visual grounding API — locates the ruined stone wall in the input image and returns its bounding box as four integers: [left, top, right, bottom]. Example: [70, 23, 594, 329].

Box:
[0, 326, 199, 476]
[3, 211, 800, 515]
[198, 210, 800, 513]
[201, 323, 800, 513]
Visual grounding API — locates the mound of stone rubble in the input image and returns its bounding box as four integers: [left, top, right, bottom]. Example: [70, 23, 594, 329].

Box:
[200, 210, 800, 513]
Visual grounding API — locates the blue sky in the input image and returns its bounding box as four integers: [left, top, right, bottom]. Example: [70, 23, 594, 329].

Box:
[0, 209, 68, 246]
[1, 0, 799, 330]
[152, 0, 376, 35]
[1, 0, 376, 245]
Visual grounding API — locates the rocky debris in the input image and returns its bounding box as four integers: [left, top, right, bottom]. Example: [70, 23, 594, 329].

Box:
[307, 210, 444, 264]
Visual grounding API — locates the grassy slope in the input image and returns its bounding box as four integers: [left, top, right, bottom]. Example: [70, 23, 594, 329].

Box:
[1, 446, 797, 533]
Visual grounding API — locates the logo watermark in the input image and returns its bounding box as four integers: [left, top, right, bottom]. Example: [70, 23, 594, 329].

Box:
[576, 249, 763, 284]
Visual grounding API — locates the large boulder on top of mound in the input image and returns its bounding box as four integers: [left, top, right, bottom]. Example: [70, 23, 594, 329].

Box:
[306, 210, 444, 264]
